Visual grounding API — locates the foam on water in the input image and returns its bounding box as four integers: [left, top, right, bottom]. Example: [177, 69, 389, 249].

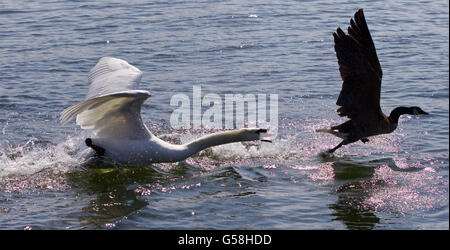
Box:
[0, 135, 89, 194]
[0, 135, 84, 178]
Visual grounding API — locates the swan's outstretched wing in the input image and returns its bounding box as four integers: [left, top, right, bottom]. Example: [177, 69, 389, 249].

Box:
[60, 57, 151, 139]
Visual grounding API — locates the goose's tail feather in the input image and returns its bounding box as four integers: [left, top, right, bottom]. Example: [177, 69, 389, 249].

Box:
[316, 128, 333, 133]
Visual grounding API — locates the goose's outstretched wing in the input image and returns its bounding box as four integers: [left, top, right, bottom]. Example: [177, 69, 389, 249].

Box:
[333, 9, 383, 120]
[60, 57, 151, 139]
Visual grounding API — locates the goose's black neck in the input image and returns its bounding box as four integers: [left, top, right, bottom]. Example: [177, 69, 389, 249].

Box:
[388, 107, 408, 123]
[388, 106, 428, 123]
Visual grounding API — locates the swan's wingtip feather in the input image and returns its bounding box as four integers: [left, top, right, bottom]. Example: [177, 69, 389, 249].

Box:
[59, 107, 74, 124]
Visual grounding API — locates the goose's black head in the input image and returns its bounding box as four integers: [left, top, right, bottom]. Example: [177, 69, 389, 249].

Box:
[389, 106, 429, 123]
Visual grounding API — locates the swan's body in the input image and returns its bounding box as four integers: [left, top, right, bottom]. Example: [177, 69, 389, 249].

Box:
[316, 9, 428, 153]
[61, 57, 269, 164]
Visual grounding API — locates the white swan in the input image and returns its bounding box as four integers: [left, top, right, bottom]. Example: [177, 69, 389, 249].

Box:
[60, 57, 270, 164]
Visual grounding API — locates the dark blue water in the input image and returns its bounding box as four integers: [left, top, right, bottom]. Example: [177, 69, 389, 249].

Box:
[0, 0, 448, 229]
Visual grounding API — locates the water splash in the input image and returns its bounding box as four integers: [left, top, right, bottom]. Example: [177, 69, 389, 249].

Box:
[0, 136, 84, 178]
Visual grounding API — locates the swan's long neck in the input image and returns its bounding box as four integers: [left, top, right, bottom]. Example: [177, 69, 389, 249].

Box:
[182, 130, 248, 157]
[148, 128, 260, 163]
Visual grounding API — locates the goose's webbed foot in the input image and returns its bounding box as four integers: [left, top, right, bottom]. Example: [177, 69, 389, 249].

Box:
[327, 141, 344, 154]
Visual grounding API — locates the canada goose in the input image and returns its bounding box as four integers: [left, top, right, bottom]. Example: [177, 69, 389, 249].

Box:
[316, 9, 429, 153]
[61, 57, 270, 164]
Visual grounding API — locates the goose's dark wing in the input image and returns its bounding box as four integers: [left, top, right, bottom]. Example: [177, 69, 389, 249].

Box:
[333, 9, 383, 120]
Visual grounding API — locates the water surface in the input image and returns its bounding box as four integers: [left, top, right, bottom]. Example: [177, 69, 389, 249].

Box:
[0, 0, 448, 229]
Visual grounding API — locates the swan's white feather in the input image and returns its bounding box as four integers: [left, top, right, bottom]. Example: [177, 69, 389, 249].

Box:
[86, 57, 143, 99]
[60, 57, 151, 140]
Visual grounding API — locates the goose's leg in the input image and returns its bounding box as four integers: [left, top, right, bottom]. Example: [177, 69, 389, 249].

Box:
[328, 140, 345, 153]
